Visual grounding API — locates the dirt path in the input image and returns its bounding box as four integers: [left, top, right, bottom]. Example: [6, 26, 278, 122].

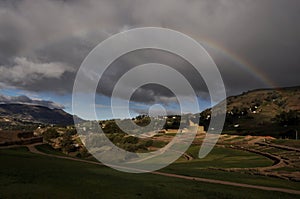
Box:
[257, 142, 300, 152]
[13, 143, 298, 195]
[151, 171, 300, 195]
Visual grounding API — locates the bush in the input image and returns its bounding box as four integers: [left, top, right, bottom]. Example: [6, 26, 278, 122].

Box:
[145, 140, 153, 147]
[61, 134, 76, 153]
[122, 136, 139, 144]
[43, 128, 59, 141]
[66, 128, 77, 136]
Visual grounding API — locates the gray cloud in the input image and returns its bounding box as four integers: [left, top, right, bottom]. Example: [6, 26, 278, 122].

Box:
[0, 0, 299, 104]
[0, 57, 74, 85]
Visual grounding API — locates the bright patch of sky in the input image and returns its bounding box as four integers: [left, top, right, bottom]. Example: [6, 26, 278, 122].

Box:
[0, 88, 211, 120]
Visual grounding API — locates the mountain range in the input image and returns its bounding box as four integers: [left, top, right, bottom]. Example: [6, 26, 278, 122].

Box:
[0, 104, 74, 126]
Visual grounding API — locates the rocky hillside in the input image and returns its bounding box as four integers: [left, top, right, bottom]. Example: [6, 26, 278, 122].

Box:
[200, 86, 300, 136]
[226, 86, 300, 117]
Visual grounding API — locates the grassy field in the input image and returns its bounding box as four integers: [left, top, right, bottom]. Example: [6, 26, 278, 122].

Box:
[36, 143, 273, 168]
[30, 144, 300, 190]
[183, 145, 273, 168]
[163, 145, 300, 191]
[1, 147, 300, 199]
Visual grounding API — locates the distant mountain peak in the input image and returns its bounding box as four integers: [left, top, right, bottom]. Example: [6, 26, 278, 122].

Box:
[0, 103, 74, 125]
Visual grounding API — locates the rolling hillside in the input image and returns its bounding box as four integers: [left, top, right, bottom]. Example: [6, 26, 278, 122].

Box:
[201, 86, 300, 136]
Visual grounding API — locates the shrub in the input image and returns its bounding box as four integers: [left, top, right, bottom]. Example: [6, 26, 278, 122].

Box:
[43, 128, 59, 141]
[145, 140, 153, 147]
[122, 136, 139, 144]
[61, 134, 76, 153]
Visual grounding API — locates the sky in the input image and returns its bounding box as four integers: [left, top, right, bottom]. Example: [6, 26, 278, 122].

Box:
[0, 0, 299, 120]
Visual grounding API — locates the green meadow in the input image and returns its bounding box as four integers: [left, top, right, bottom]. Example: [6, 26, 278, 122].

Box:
[1, 147, 299, 199]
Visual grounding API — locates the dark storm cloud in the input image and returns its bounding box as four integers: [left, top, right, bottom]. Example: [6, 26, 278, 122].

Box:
[0, 0, 299, 104]
[0, 93, 64, 109]
[97, 49, 208, 102]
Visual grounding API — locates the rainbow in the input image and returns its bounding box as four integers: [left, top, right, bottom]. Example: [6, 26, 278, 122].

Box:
[193, 36, 277, 89]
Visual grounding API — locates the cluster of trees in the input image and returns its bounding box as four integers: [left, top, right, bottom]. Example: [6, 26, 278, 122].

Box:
[163, 116, 181, 130]
[43, 128, 59, 141]
[102, 120, 126, 134]
[85, 132, 153, 153]
[199, 110, 210, 131]
[275, 110, 299, 126]
[43, 127, 78, 154]
[60, 130, 77, 153]
[135, 115, 151, 127]
[101, 115, 184, 134]
[107, 133, 153, 152]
